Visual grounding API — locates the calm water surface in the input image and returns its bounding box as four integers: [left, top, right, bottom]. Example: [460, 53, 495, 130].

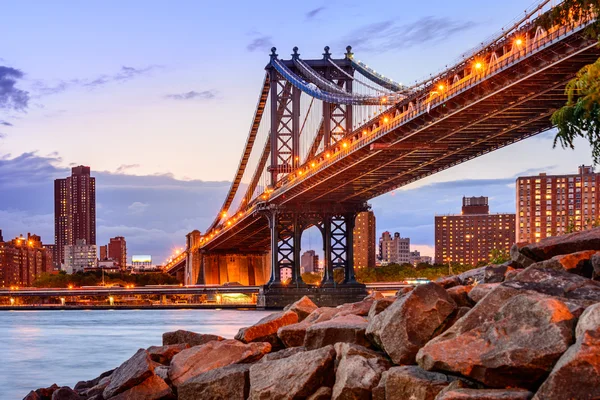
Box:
[0, 309, 271, 400]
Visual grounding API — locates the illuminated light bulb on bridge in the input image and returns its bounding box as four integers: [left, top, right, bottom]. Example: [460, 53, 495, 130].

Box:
[298, 170, 303, 175]
[221, 211, 227, 217]
[475, 62, 483, 70]
[362, 130, 367, 136]
[381, 96, 387, 103]
[325, 153, 330, 158]
[383, 116, 389, 124]
[438, 84, 445, 91]
[311, 162, 315, 168]
[227, 221, 232, 226]
[342, 142, 348, 148]
[515, 38, 523, 46]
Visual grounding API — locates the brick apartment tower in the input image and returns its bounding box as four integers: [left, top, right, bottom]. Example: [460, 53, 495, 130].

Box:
[435, 196, 515, 265]
[516, 165, 600, 243]
[108, 236, 127, 269]
[353, 211, 376, 269]
[54, 166, 96, 267]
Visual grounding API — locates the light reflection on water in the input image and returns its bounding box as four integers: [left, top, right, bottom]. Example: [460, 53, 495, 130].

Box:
[0, 309, 270, 400]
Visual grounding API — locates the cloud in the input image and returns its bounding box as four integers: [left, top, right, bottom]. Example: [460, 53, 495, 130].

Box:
[32, 65, 162, 96]
[0, 121, 13, 126]
[340, 16, 474, 53]
[127, 201, 149, 215]
[0, 133, 5, 139]
[116, 164, 140, 173]
[306, 6, 326, 20]
[164, 90, 217, 101]
[247, 36, 274, 52]
[0, 66, 30, 110]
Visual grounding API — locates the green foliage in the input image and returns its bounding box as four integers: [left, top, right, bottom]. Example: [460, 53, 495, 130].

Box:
[301, 272, 322, 284]
[354, 262, 477, 283]
[489, 248, 509, 265]
[32, 271, 180, 288]
[536, 0, 600, 163]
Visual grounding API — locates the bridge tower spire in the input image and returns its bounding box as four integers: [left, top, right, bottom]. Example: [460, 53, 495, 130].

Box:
[322, 46, 353, 149]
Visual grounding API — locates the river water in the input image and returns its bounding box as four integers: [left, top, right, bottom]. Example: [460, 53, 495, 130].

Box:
[0, 309, 271, 400]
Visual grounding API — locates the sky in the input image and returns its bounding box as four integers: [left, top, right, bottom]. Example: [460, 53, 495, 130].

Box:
[0, 0, 595, 264]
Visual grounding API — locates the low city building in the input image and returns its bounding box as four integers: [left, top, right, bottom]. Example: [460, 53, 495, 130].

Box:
[435, 196, 515, 265]
[63, 239, 97, 274]
[132, 255, 152, 271]
[0, 231, 54, 287]
[108, 236, 127, 269]
[300, 250, 320, 274]
[379, 231, 411, 265]
[409, 250, 433, 266]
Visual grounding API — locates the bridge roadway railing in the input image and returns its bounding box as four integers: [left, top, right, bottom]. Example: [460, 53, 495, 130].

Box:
[205, 13, 593, 243]
[0, 286, 262, 298]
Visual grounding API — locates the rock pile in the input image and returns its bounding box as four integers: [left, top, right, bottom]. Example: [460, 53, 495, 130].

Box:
[25, 227, 600, 399]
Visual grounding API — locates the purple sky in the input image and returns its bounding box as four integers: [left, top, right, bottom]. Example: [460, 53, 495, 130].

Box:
[0, 0, 594, 263]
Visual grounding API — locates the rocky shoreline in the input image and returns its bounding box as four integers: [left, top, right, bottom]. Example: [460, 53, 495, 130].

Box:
[25, 227, 600, 400]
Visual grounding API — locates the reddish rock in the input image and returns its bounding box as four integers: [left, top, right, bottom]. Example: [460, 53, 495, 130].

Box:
[154, 366, 169, 382]
[178, 364, 250, 400]
[74, 369, 113, 393]
[435, 389, 533, 400]
[334, 292, 384, 317]
[235, 310, 298, 347]
[50, 387, 80, 400]
[368, 297, 395, 319]
[366, 282, 457, 365]
[249, 346, 336, 399]
[592, 253, 600, 279]
[576, 302, 600, 339]
[374, 366, 457, 400]
[533, 328, 600, 400]
[435, 275, 461, 289]
[332, 343, 391, 400]
[103, 349, 158, 398]
[169, 339, 270, 386]
[109, 375, 173, 400]
[436, 307, 471, 335]
[532, 250, 599, 278]
[484, 262, 516, 283]
[162, 330, 223, 347]
[147, 344, 188, 365]
[304, 314, 370, 349]
[306, 306, 339, 323]
[510, 242, 536, 268]
[455, 267, 486, 285]
[284, 295, 318, 322]
[417, 293, 575, 389]
[260, 346, 306, 362]
[516, 227, 600, 262]
[308, 387, 333, 400]
[467, 283, 500, 303]
[278, 320, 311, 348]
[504, 269, 520, 281]
[446, 285, 473, 308]
[25, 384, 60, 400]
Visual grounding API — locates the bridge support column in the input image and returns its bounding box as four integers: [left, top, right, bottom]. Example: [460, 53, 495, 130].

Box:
[320, 212, 360, 287]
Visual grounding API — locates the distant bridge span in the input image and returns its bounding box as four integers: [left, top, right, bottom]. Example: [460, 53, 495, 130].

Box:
[173, 1, 600, 287]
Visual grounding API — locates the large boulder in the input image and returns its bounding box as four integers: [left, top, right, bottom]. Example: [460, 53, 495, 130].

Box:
[108, 375, 173, 400]
[533, 328, 600, 400]
[576, 302, 600, 339]
[368, 297, 395, 319]
[162, 330, 223, 347]
[484, 262, 517, 283]
[25, 384, 59, 400]
[455, 267, 486, 285]
[304, 314, 370, 350]
[103, 349, 158, 398]
[169, 339, 271, 386]
[235, 310, 298, 347]
[260, 346, 306, 362]
[50, 387, 80, 400]
[249, 345, 336, 399]
[510, 242, 536, 268]
[446, 285, 473, 308]
[417, 293, 576, 389]
[332, 344, 391, 400]
[515, 227, 600, 262]
[147, 344, 188, 365]
[284, 296, 318, 321]
[374, 366, 457, 400]
[178, 364, 251, 400]
[334, 292, 385, 317]
[467, 283, 500, 304]
[531, 250, 598, 278]
[435, 389, 533, 400]
[278, 307, 340, 348]
[74, 369, 113, 393]
[308, 387, 333, 400]
[366, 282, 457, 364]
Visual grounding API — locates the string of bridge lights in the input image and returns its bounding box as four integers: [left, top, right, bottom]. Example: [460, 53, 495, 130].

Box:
[203, 8, 572, 244]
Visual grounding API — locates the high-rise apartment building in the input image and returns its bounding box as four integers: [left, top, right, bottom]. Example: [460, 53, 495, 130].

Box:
[54, 166, 96, 268]
[0, 233, 53, 287]
[516, 166, 600, 243]
[300, 250, 320, 274]
[108, 236, 127, 269]
[435, 196, 515, 265]
[63, 239, 97, 274]
[379, 231, 411, 265]
[353, 211, 376, 269]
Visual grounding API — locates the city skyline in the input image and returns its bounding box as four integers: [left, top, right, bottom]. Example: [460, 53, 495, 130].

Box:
[1, 0, 597, 262]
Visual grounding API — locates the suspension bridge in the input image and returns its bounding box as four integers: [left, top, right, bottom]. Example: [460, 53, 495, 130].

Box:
[163, 0, 600, 304]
